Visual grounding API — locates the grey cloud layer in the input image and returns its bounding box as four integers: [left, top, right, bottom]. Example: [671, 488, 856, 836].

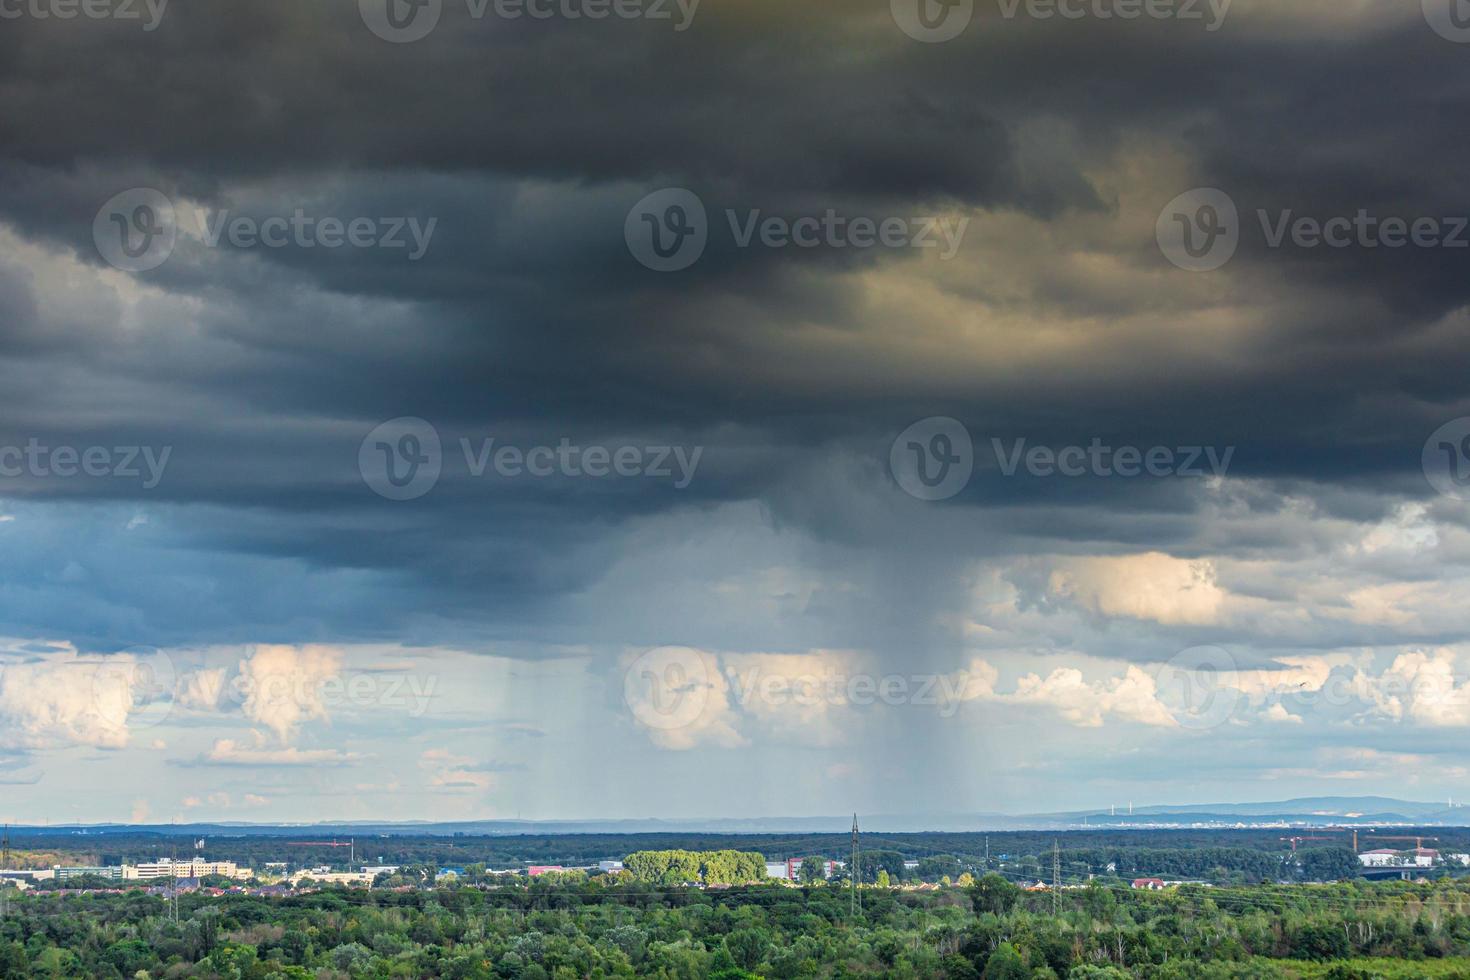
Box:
[0, 0, 1467, 663]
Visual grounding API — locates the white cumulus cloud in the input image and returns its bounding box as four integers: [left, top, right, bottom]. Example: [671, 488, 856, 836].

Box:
[1048, 552, 1226, 625]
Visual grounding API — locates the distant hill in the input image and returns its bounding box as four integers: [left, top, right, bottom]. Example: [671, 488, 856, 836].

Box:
[8, 797, 1467, 835]
[1127, 797, 1449, 819]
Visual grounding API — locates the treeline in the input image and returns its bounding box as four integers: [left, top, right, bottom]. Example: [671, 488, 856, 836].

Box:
[14, 827, 1465, 875]
[6, 876, 1470, 977]
[623, 849, 767, 884]
[964, 873, 1470, 976]
[858, 846, 1359, 885]
[1045, 845, 1360, 884]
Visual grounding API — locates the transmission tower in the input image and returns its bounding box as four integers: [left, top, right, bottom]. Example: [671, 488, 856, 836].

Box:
[1, 821, 9, 919]
[0, 822, 11, 919]
[1051, 841, 1061, 916]
[850, 814, 861, 919]
[170, 838, 180, 925]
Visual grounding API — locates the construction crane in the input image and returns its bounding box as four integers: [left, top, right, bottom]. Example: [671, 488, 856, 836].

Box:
[288, 838, 356, 865]
[1279, 827, 1365, 853]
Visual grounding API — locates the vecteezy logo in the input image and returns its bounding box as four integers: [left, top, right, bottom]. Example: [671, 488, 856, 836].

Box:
[93, 189, 177, 273]
[890, 417, 974, 501]
[359, 417, 443, 500]
[622, 646, 711, 731]
[91, 646, 178, 731]
[624, 188, 708, 272]
[1154, 645, 1241, 730]
[891, 0, 973, 42]
[1424, 0, 1470, 42]
[359, 0, 442, 42]
[1423, 417, 1470, 500]
[1156, 188, 1239, 272]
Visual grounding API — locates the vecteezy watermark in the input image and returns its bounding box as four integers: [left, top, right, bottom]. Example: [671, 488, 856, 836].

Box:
[728, 666, 973, 719]
[359, 417, 704, 501]
[997, 0, 1230, 29]
[992, 437, 1234, 479]
[1152, 645, 1242, 730]
[624, 188, 709, 273]
[192, 207, 436, 261]
[890, 417, 974, 502]
[889, 418, 1234, 501]
[891, 0, 1230, 42]
[727, 210, 968, 259]
[625, 188, 970, 272]
[1154, 642, 1470, 729]
[1158, 187, 1470, 272]
[891, 0, 974, 42]
[360, 417, 443, 501]
[1155, 188, 1239, 272]
[1423, 417, 1470, 501]
[93, 189, 438, 273]
[620, 647, 982, 732]
[0, 0, 168, 30]
[89, 650, 439, 731]
[205, 668, 439, 717]
[1423, 0, 1470, 42]
[0, 439, 171, 488]
[93, 188, 177, 273]
[358, 0, 699, 43]
[623, 647, 712, 731]
[91, 647, 179, 731]
[461, 437, 702, 487]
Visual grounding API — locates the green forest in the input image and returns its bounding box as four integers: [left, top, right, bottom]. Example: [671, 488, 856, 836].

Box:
[6, 875, 1470, 978]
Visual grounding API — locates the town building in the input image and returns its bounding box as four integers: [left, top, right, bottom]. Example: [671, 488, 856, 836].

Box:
[125, 858, 244, 880]
[291, 870, 375, 887]
[784, 858, 840, 880]
[54, 866, 125, 881]
[1357, 849, 1439, 869]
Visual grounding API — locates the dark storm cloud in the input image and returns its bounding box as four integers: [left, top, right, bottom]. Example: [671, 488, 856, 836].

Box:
[0, 2, 1042, 203]
[0, 1, 1467, 651]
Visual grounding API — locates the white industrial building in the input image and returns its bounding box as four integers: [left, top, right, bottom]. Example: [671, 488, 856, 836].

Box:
[1358, 848, 1438, 869]
[126, 858, 245, 880]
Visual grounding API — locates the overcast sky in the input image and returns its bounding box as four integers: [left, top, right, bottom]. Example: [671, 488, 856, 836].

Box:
[3, 0, 1470, 825]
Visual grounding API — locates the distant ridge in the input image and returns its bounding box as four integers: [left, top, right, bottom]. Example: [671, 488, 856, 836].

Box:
[7, 797, 1469, 835]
